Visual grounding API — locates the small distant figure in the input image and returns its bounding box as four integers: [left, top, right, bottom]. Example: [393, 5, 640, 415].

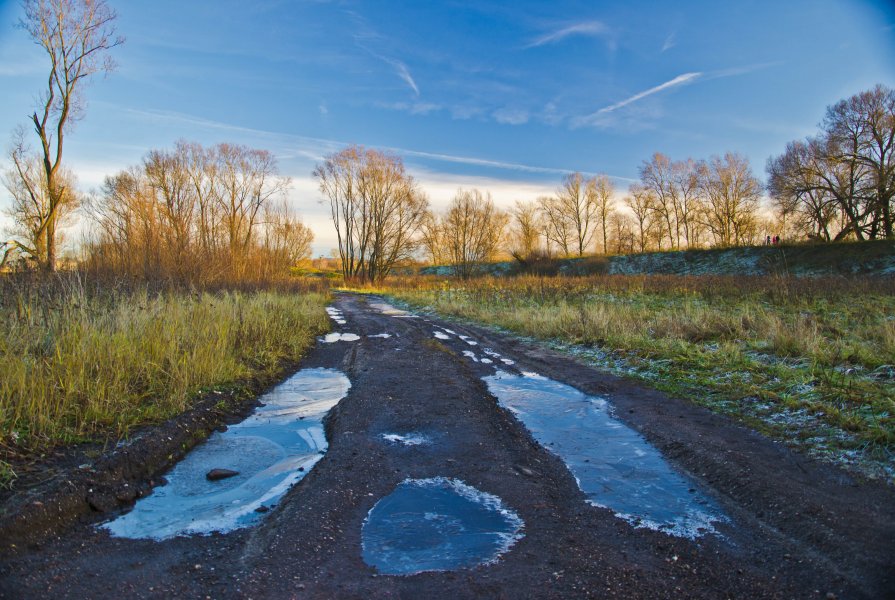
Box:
[773, 235, 780, 245]
[765, 235, 771, 246]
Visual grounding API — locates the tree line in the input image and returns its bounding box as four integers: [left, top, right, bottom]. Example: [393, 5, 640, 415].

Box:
[85, 140, 312, 283]
[2, 1, 891, 283]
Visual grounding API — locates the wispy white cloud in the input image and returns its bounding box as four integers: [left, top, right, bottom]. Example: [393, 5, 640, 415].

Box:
[111, 106, 639, 182]
[492, 107, 530, 125]
[526, 20, 613, 48]
[661, 31, 677, 52]
[379, 101, 442, 115]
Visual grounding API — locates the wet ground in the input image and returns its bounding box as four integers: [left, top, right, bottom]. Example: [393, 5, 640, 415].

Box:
[1, 292, 894, 598]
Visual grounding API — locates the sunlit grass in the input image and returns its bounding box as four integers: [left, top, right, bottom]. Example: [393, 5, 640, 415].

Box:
[0, 283, 330, 464]
[377, 274, 895, 480]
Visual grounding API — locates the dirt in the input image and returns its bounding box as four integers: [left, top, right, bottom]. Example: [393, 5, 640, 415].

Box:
[1, 292, 893, 599]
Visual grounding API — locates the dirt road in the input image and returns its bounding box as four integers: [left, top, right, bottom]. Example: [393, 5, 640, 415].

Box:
[2, 293, 893, 599]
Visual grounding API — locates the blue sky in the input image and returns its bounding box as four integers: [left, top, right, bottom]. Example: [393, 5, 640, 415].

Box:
[0, 0, 893, 255]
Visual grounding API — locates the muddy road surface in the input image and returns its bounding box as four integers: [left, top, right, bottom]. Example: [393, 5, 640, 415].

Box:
[1, 293, 893, 599]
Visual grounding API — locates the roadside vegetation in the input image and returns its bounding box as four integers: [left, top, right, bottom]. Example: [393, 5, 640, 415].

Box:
[379, 274, 895, 481]
[0, 275, 329, 487]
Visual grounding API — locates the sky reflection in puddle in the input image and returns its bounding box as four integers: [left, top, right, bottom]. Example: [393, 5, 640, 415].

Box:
[103, 368, 351, 540]
[362, 477, 523, 575]
[484, 371, 724, 538]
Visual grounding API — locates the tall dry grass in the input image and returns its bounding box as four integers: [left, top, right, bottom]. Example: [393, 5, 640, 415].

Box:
[381, 274, 895, 458]
[0, 273, 330, 455]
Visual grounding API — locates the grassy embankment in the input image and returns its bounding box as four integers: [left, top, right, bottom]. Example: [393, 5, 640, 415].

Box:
[0, 275, 330, 486]
[380, 274, 895, 481]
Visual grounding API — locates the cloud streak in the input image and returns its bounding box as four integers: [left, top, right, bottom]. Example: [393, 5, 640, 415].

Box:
[526, 21, 612, 48]
[114, 106, 637, 182]
[598, 72, 702, 115]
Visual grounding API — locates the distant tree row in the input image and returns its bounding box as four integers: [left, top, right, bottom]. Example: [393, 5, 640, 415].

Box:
[85, 141, 312, 283]
[767, 84, 894, 241]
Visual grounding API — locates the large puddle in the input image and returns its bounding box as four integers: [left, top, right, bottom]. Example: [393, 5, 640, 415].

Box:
[362, 477, 524, 575]
[484, 371, 724, 538]
[103, 368, 351, 540]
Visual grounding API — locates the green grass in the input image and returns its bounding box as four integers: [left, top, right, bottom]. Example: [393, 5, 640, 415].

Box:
[380, 274, 895, 481]
[0, 281, 330, 469]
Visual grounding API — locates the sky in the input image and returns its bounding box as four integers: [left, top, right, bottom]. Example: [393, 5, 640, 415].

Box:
[0, 0, 893, 256]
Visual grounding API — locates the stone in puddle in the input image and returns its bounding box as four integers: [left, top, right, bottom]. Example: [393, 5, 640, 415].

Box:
[206, 468, 239, 481]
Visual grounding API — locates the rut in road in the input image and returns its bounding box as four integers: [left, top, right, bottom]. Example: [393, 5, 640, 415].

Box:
[1, 292, 893, 599]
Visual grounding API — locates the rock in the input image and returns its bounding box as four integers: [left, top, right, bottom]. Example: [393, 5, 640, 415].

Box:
[206, 468, 240, 481]
[255, 505, 270, 513]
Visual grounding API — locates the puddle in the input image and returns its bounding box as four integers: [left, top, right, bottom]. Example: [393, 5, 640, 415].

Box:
[369, 301, 419, 318]
[483, 349, 515, 365]
[462, 350, 478, 362]
[103, 368, 351, 540]
[368, 333, 392, 339]
[458, 335, 478, 346]
[361, 477, 523, 575]
[434, 331, 451, 340]
[480, 358, 493, 364]
[325, 306, 347, 325]
[483, 371, 724, 538]
[321, 333, 360, 343]
[381, 433, 431, 446]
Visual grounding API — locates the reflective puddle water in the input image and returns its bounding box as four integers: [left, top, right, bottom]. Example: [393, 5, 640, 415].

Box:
[362, 477, 524, 575]
[369, 300, 418, 318]
[103, 368, 351, 540]
[325, 306, 347, 325]
[483, 371, 724, 538]
[321, 332, 360, 343]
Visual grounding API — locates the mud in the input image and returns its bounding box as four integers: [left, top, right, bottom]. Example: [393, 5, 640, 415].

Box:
[1, 292, 893, 599]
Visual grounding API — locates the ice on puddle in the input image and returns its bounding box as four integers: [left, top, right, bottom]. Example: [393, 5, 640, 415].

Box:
[484, 371, 725, 539]
[103, 368, 351, 540]
[362, 477, 523, 575]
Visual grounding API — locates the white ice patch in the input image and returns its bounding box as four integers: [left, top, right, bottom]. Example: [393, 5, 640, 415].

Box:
[368, 301, 419, 318]
[381, 433, 431, 446]
[458, 335, 478, 346]
[320, 333, 360, 343]
[368, 333, 392, 339]
[481, 358, 493, 364]
[103, 368, 351, 540]
[462, 350, 479, 362]
[434, 331, 451, 340]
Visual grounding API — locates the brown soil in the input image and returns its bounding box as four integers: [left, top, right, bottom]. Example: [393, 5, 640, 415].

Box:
[1, 292, 893, 599]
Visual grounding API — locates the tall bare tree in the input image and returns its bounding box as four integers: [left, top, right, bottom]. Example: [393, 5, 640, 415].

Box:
[624, 183, 656, 253]
[592, 174, 615, 254]
[314, 146, 427, 283]
[3, 135, 80, 265]
[698, 153, 762, 247]
[441, 189, 508, 279]
[509, 200, 543, 261]
[17, 0, 123, 270]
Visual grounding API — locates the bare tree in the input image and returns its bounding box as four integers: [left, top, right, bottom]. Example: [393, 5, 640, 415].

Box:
[419, 211, 446, 265]
[85, 141, 296, 283]
[3, 134, 79, 264]
[537, 194, 572, 257]
[314, 146, 427, 283]
[262, 199, 314, 270]
[17, 0, 123, 270]
[592, 174, 615, 254]
[624, 183, 656, 253]
[441, 189, 508, 279]
[509, 200, 543, 261]
[698, 153, 762, 247]
[638, 153, 677, 249]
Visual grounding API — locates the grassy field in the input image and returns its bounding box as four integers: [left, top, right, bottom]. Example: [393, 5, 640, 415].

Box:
[379, 274, 895, 481]
[0, 275, 330, 485]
